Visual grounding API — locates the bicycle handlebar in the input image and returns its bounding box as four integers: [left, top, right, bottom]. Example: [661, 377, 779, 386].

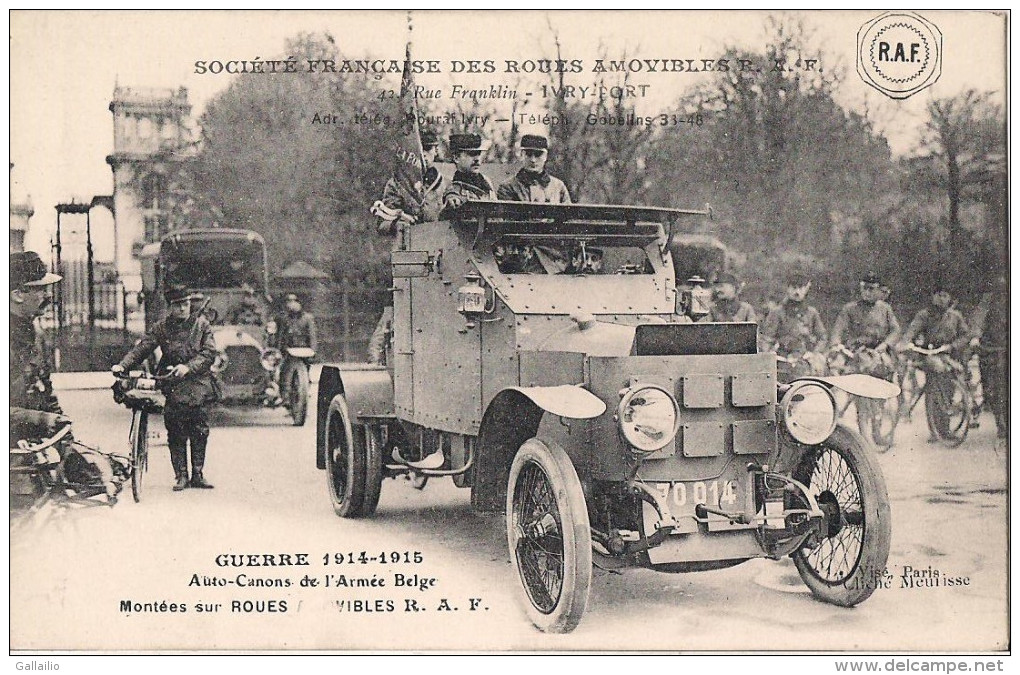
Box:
[904, 344, 950, 356]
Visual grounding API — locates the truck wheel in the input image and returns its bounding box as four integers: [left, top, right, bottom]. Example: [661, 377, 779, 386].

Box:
[324, 395, 367, 517]
[792, 424, 891, 606]
[506, 437, 592, 633]
[289, 362, 309, 426]
[360, 425, 384, 516]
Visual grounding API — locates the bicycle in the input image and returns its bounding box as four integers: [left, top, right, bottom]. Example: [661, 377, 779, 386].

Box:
[113, 371, 168, 502]
[897, 344, 973, 448]
[10, 423, 130, 533]
[827, 344, 901, 452]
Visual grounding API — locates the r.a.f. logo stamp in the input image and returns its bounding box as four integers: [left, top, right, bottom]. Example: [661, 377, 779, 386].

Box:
[858, 12, 942, 99]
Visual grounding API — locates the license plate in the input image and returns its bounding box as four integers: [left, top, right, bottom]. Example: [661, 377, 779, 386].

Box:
[653, 479, 739, 514]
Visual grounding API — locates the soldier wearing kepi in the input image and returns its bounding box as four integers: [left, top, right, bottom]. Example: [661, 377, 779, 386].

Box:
[830, 271, 901, 377]
[706, 272, 757, 323]
[372, 128, 444, 232]
[113, 283, 218, 491]
[442, 133, 496, 212]
[9, 251, 69, 442]
[897, 280, 971, 359]
[760, 271, 827, 379]
[497, 134, 572, 204]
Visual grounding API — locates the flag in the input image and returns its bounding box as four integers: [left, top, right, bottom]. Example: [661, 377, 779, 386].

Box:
[390, 40, 426, 216]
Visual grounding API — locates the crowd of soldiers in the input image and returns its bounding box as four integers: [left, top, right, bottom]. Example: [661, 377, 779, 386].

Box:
[691, 268, 1009, 442]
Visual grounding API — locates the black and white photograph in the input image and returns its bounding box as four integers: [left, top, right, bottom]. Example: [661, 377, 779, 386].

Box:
[8, 9, 1010, 659]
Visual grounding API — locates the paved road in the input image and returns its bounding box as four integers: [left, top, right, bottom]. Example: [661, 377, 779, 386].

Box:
[10, 387, 1008, 651]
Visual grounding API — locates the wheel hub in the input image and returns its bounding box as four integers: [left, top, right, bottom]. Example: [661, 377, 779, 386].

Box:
[816, 490, 842, 538]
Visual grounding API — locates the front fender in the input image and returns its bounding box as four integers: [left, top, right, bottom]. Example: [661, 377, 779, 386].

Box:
[315, 364, 393, 470]
[795, 374, 900, 400]
[471, 385, 605, 514]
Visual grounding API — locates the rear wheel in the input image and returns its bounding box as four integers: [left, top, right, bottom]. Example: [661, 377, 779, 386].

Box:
[288, 361, 309, 426]
[792, 425, 891, 606]
[324, 396, 368, 517]
[130, 409, 148, 503]
[506, 437, 592, 633]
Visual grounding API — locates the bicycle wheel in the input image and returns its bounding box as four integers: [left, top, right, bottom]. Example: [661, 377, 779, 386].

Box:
[130, 409, 148, 503]
[925, 372, 972, 448]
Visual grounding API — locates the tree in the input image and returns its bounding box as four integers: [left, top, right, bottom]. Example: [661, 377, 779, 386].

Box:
[913, 89, 1006, 253]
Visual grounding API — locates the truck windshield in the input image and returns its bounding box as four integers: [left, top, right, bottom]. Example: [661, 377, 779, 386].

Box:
[162, 239, 266, 290]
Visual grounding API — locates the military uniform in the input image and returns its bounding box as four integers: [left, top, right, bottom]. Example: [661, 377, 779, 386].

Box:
[277, 308, 317, 398]
[760, 299, 826, 354]
[443, 170, 496, 207]
[901, 306, 970, 357]
[377, 166, 445, 231]
[497, 169, 572, 204]
[971, 289, 1009, 438]
[831, 299, 900, 350]
[707, 298, 758, 324]
[118, 296, 218, 489]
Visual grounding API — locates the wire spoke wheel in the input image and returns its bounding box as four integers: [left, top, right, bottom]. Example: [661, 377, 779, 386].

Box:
[793, 425, 891, 606]
[130, 409, 147, 503]
[507, 438, 591, 633]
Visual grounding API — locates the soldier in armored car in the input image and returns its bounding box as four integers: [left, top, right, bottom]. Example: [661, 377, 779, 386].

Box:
[442, 133, 496, 212]
[497, 134, 572, 204]
[113, 283, 218, 491]
[372, 128, 444, 232]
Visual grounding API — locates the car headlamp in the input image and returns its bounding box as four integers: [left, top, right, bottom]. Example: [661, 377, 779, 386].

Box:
[618, 385, 680, 453]
[780, 381, 836, 445]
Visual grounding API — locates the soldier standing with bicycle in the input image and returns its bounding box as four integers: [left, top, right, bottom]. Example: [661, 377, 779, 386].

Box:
[970, 274, 1009, 441]
[112, 283, 218, 491]
[830, 272, 901, 376]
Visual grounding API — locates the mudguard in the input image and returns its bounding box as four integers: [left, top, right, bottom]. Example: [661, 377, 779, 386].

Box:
[798, 374, 901, 400]
[504, 385, 606, 419]
[315, 364, 393, 470]
[472, 385, 606, 513]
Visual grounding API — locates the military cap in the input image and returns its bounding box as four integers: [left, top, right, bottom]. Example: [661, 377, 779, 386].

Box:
[519, 134, 549, 150]
[164, 282, 196, 303]
[11, 251, 61, 287]
[420, 129, 438, 149]
[449, 133, 486, 154]
[860, 272, 882, 286]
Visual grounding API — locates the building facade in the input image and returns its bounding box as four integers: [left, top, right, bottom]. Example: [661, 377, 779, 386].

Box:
[105, 86, 194, 294]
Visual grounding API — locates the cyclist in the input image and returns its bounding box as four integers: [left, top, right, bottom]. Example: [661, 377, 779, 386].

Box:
[760, 271, 827, 380]
[830, 272, 901, 378]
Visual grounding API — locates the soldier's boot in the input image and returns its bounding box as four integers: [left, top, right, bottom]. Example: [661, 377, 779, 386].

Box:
[169, 442, 189, 491]
[189, 436, 215, 489]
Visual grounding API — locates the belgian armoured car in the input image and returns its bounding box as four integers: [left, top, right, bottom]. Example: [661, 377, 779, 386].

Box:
[140, 229, 310, 424]
[314, 201, 896, 633]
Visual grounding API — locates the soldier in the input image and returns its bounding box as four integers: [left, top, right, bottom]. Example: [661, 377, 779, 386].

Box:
[276, 293, 317, 399]
[113, 283, 218, 491]
[896, 281, 970, 359]
[970, 273, 1009, 440]
[706, 272, 757, 323]
[230, 285, 265, 326]
[9, 251, 69, 443]
[497, 134, 572, 204]
[442, 133, 496, 212]
[760, 272, 827, 377]
[372, 129, 444, 232]
[830, 272, 901, 376]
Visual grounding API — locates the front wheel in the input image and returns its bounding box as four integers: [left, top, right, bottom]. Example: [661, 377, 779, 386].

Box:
[506, 437, 592, 633]
[792, 424, 892, 606]
[288, 361, 309, 426]
[925, 372, 972, 447]
[129, 409, 148, 503]
[324, 395, 368, 518]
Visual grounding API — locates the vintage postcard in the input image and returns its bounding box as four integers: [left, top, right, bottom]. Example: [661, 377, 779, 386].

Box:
[8, 10, 1010, 657]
